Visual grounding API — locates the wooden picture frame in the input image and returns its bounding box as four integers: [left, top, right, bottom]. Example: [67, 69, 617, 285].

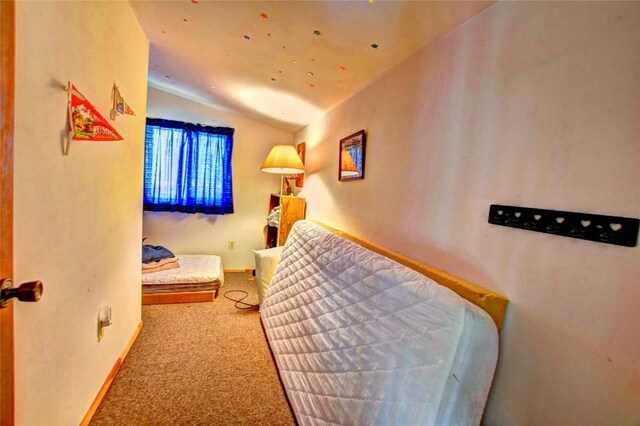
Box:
[295, 142, 306, 188]
[339, 130, 366, 181]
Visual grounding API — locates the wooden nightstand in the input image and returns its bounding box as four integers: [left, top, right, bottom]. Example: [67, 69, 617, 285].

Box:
[266, 194, 306, 248]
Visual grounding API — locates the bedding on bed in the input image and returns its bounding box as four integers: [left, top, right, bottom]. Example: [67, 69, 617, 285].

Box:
[142, 259, 180, 275]
[142, 257, 179, 270]
[142, 244, 175, 263]
[260, 221, 499, 426]
[142, 254, 224, 294]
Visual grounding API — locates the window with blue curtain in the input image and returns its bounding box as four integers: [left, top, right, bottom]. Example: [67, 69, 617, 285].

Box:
[144, 118, 234, 215]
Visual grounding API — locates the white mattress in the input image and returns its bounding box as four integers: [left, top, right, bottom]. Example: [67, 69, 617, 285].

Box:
[141, 255, 224, 287]
[261, 221, 498, 426]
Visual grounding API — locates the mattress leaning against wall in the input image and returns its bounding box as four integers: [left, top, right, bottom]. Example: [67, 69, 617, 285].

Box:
[261, 221, 499, 426]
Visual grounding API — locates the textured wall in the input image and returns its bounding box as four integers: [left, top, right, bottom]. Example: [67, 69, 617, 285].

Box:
[13, 2, 148, 423]
[295, 2, 640, 424]
[143, 87, 294, 269]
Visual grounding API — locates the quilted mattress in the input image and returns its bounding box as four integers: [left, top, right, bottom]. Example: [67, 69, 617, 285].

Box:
[261, 221, 498, 426]
[142, 255, 223, 294]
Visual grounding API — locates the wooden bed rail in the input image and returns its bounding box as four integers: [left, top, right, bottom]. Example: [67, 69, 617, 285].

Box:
[314, 222, 509, 330]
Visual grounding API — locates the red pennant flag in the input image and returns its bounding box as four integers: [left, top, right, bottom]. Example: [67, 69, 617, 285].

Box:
[68, 82, 123, 141]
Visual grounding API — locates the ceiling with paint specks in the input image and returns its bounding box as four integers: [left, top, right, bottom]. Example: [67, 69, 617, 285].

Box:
[130, 1, 495, 132]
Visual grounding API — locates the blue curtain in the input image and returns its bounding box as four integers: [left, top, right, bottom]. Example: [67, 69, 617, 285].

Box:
[144, 118, 234, 215]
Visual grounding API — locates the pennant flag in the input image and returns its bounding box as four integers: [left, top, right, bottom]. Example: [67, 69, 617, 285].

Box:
[111, 84, 124, 120]
[124, 101, 135, 116]
[68, 82, 123, 141]
[110, 83, 135, 120]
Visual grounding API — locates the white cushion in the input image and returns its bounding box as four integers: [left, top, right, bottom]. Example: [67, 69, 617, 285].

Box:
[253, 246, 284, 304]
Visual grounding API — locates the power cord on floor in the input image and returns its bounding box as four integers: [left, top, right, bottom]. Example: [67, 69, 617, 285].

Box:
[223, 290, 260, 310]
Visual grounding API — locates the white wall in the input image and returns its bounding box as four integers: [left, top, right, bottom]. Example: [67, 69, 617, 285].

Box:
[13, 2, 148, 424]
[295, 2, 640, 424]
[144, 87, 293, 269]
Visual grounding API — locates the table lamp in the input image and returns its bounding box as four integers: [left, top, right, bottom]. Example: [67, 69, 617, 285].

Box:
[261, 145, 305, 196]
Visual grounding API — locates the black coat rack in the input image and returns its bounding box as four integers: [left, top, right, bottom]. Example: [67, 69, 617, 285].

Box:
[488, 204, 639, 247]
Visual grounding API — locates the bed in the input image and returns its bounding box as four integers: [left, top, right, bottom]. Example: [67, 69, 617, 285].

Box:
[260, 221, 509, 425]
[142, 254, 224, 305]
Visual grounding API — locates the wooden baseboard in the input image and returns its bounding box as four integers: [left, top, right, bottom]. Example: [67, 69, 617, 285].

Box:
[79, 321, 143, 426]
[223, 268, 254, 273]
[142, 290, 216, 305]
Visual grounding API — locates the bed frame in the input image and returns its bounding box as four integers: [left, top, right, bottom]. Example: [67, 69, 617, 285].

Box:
[142, 289, 218, 305]
[316, 222, 509, 330]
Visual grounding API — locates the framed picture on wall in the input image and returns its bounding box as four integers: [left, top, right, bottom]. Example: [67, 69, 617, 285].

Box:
[295, 142, 306, 188]
[339, 130, 366, 181]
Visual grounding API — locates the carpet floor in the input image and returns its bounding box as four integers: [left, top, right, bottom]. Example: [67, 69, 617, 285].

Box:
[91, 272, 295, 425]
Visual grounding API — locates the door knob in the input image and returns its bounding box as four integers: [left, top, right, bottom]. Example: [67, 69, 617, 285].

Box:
[1, 279, 43, 308]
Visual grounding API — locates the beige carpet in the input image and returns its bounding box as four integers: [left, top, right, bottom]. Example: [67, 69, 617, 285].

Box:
[91, 272, 295, 425]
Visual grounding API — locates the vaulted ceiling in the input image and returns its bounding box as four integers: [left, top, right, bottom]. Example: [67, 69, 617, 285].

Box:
[131, 1, 494, 132]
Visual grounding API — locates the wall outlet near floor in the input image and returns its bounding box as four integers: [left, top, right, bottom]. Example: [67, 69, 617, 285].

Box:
[228, 240, 235, 250]
[97, 305, 112, 342]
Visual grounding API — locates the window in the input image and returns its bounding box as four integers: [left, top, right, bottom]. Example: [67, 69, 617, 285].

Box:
[144, 118, 234, 215]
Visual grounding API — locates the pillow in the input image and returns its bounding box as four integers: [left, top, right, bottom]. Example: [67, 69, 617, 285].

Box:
[253, 246, 284, 305]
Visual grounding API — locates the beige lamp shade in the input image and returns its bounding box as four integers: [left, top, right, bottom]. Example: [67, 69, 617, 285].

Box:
[261, 145, 305, 174]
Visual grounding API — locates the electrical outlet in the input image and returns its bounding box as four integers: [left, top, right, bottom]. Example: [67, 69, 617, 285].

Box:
[228, 240, 235, 250]
[97, 316, 104, 342]
[97, 305, 112, 342]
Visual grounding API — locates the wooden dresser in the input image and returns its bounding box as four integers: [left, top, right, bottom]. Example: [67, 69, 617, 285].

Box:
[266, 194, 306, 248]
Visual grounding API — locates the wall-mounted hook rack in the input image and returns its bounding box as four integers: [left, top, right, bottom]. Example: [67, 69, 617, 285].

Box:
[488, 204, 639, 247]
